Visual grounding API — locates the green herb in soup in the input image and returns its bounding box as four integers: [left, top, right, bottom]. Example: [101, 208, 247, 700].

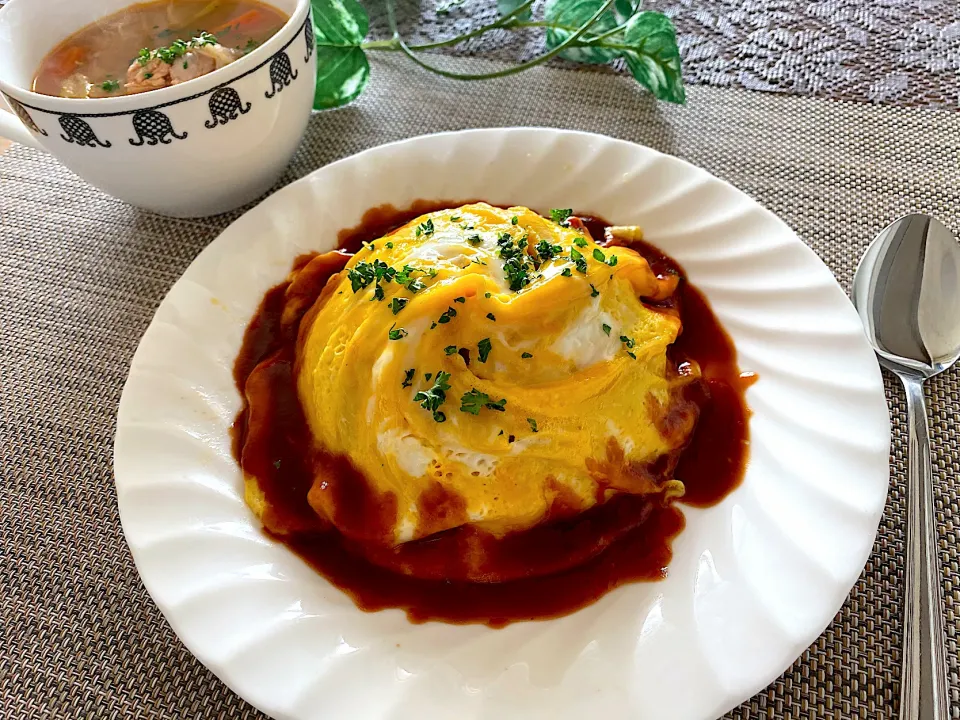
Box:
[32, 0, 288, 98]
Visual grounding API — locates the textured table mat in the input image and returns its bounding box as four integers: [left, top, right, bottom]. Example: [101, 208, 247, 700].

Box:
[373, 0, 960, 108]
[2, 53, 959, 719]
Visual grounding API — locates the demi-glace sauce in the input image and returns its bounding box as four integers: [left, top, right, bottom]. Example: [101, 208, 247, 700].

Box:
[231, 202, 751, 626]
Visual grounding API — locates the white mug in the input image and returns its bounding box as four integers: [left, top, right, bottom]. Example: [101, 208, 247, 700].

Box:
[0, 0, 316, 217]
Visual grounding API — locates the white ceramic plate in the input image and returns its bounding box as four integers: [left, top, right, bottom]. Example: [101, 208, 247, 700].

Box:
[114, 128, 890, 720]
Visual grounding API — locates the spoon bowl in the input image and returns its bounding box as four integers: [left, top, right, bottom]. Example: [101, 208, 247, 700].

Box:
[853, 214, 960, 378]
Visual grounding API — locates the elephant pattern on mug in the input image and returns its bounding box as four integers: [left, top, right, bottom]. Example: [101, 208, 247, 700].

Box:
[205, 87, 252, 128]
[4, 95, 48, 136]
[129, 109, 188, 146]
[304, 17, 315, 63]
[264, 51, 298, 99]
[31, 16, 313, 149]
[59, 115, 111, 147]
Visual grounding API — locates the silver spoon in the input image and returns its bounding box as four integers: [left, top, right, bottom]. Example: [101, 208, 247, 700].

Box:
[852, 214, 960, 720]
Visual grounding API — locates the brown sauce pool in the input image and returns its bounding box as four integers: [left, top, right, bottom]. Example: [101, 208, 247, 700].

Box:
[231, 202, 751, 626]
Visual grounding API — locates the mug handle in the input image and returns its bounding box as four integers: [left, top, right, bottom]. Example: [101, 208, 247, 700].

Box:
[0, 99, 45, 150]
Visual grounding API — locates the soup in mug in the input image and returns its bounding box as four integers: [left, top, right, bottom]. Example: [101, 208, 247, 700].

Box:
[32, 0, 289, 98]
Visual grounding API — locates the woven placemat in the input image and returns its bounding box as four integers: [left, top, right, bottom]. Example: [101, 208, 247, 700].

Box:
[1, 54, 958, 719]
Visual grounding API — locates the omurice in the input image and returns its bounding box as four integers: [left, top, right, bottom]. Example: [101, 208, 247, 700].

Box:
[231, 202, 751, 624]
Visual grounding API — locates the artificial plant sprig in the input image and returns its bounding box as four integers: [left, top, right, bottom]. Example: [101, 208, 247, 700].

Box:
[310, 0, 685, 110]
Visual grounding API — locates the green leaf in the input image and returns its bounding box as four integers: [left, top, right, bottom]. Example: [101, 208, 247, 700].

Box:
[617, 11, 685, 104]
[311, 0, 371, 109]
[613, 0, 638, 21]
[498, 0, 532, 21]
[313, 47, 369, 108]
[312, 0, 368, 45]
[544, 0, 619, 64]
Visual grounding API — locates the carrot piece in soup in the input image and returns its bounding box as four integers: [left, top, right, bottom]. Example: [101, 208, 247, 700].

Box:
[211, 9, 265, 35]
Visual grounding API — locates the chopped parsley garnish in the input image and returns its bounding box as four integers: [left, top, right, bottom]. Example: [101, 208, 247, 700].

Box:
[550, 208, 573, 226]
[437, 307, 457, 324]
[561, 268, 573, 277]
[195, 30, 218, 46]
[592, 248, 606, 262]
[496, 233, 533, 291]
[486, 312, 496, 321]
[607, 255, 619, 267]
[144, 72, 154, 79]
[394, 265, 414, 284]
[572, 236, 588, 248]
[620, 335, 635, 348]
[467, 234, 483, 246]
[384, 263, 427, 292]
[503, 258, 530, 290]
[242, 38, 259, 55]
[450, 215, 462, 222]
[602, 323, 612, 336]
[385, 242, 394, 249]
[521, 352, 533, 359]
[388, 325, 408, 340]
[511, 215, 519, 225]
[460, 389, 507, 415]
[389, 297, 408, 315]
[425, 373, 432, 381]
[454, 296, 466, 304]
[484, 292, 492, 298]
[416, 219, 435, 237]
[348, 261, 377, 292]
[373, 259, 394, 282]
[372, 284, 385, 301]
[459, 389, 487, 415]
[361, 240, 375, 251]
[414, 371, 451, 422]
[138, 32, 218, 66]
[570, 248, 588, 274]
[402, 369, 415, 388]
[444, 345, 458, 355]
[527, 418, 538, 433]
[100, 79, 120, 92]
[590, 284, 600, 297]
[477, 338, 492, 363]
[535, 238, 562, 261]
[406, 277, 426, 293]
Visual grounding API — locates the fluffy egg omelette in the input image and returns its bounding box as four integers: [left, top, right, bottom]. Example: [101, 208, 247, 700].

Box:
[257, 203, 701, 551]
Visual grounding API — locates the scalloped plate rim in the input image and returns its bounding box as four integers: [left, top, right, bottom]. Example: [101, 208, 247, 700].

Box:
[114, 127, 891, 720]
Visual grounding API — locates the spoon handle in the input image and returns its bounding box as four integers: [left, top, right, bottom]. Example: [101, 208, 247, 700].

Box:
[900, 376, 949, 720]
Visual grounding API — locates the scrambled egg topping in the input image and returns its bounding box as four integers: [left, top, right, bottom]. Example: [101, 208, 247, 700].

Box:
[297, 204, 697, 544]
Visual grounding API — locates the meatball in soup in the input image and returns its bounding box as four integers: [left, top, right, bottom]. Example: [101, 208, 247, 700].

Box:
[32, 0, 289, 98]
